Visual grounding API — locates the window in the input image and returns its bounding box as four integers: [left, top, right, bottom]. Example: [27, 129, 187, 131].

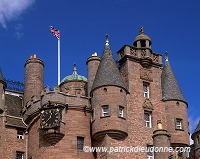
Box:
[77, 136, 84, 150]
[118, 106, 124, 118]
[143, 83, 149, 98]
[16, 151, 24, 159]
[17, 131, 24, 139]
[147, 146, 154, 159]
[102, 106, 109, 117]
[141, 40, 146, 47]
[144, 111, 152, 128]
[176, 119, 183, 130]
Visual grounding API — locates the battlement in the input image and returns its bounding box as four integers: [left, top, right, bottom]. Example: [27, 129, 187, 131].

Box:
[23, 85, 89, 123]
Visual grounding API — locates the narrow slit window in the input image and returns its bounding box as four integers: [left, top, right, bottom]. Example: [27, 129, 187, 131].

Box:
[77, 136, 84, 150]
[143, 83, 150, 98]
[119, 106, 124, 118]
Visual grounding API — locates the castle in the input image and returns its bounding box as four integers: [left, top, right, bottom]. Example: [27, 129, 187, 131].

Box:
[0, 27, 199, 159]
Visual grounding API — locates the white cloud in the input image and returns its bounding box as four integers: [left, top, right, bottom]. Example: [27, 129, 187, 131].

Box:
[189, 117, 200, 144]
[0, 0, 35, 28]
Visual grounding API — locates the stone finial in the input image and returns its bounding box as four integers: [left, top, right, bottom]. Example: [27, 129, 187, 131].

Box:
[105, 34, 109, 46]
[139, 26, 144, 34]
[157, 120, 163, 129]
[165, 51, 169, 61]
[92, 52, 98, 56]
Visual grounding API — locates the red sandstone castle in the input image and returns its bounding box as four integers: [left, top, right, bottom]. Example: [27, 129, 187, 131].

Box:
[0, 27, 199, 159]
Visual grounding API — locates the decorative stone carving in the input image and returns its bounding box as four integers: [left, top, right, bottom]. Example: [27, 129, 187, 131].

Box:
[142, 98, 154, 110]
[140, 68, 153, 82]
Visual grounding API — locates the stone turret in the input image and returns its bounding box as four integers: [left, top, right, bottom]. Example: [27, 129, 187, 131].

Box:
[60, 63, 88, 96]
[152, 121, 171, 159]
[91, 35, 128, 142]
[161, 53, 189, 149]
[0, 68, 6, 113]
[191, 121, 200, 158]
[86, 52, 101, 97]
[24, 54, 44, 106]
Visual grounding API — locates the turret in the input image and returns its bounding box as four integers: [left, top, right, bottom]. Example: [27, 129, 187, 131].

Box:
[0, 68, 6, 113]
[152, 120, 171, 159]
[86, 52, 101, 97]
[161, 53, 189, 148]
[24, 54, 44, 106]
[191, 121, 200, 158]
[91, 35, 128, 142]
[60, 63, 87, 96]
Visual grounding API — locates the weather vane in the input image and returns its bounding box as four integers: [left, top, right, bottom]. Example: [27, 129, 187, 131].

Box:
[139, 26, 144, 34]
[165, 51, 169, 61]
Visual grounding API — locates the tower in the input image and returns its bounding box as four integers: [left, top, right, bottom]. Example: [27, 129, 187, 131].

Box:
[24, 54, 44, 106]
[86, 52, 101, 97]
[191, 121, 200, 158]
[91, 35, 128, 143]
[152, 121, 171, 159]
[161, 53, 190, 158]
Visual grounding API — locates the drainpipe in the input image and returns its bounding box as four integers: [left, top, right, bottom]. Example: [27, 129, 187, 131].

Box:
[25, 131, 28, 159]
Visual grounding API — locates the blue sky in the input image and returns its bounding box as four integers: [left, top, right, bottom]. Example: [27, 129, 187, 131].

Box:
[0, 0, 199, 141]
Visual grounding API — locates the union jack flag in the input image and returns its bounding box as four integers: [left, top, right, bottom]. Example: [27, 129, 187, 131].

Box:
[50, 26, 60, 39]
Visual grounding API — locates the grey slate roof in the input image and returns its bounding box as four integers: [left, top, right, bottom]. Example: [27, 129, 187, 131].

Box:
[91, 44, 127, 92]
[161, 61, 186, 103]
[194, 120, 200, 134]
[5, 94, 26, 128]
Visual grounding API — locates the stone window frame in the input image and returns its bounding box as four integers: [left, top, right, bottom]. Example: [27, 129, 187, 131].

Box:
[101, 105, 110, 118]
[144, 111, 152, 128]
[175, 118, 184, 130]
[77, 136, 84, 151]
[16, 151, 24, 159]
[118, 105, 125, 119]
[143, 82, 150, 98]
[17, 130, 24, 140]
[146, 145, 154, 159]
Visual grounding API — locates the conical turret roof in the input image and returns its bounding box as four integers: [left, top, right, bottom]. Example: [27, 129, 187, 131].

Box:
[91, 35, 127, 92]
[194, 120, 200, 134]
[161, 58, 186, 103]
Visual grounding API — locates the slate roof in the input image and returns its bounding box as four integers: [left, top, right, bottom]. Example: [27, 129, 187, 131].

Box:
[91, 41, 127, 92]
[5, 94, 26, 128]
[161, 60, 186, 103]
[194, 120, 200, 134]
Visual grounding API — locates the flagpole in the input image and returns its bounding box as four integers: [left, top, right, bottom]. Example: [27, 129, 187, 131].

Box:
[58, 37, 60, 85]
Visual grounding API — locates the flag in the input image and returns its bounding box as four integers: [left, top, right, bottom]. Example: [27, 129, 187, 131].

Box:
[50, 26, 60, 39]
